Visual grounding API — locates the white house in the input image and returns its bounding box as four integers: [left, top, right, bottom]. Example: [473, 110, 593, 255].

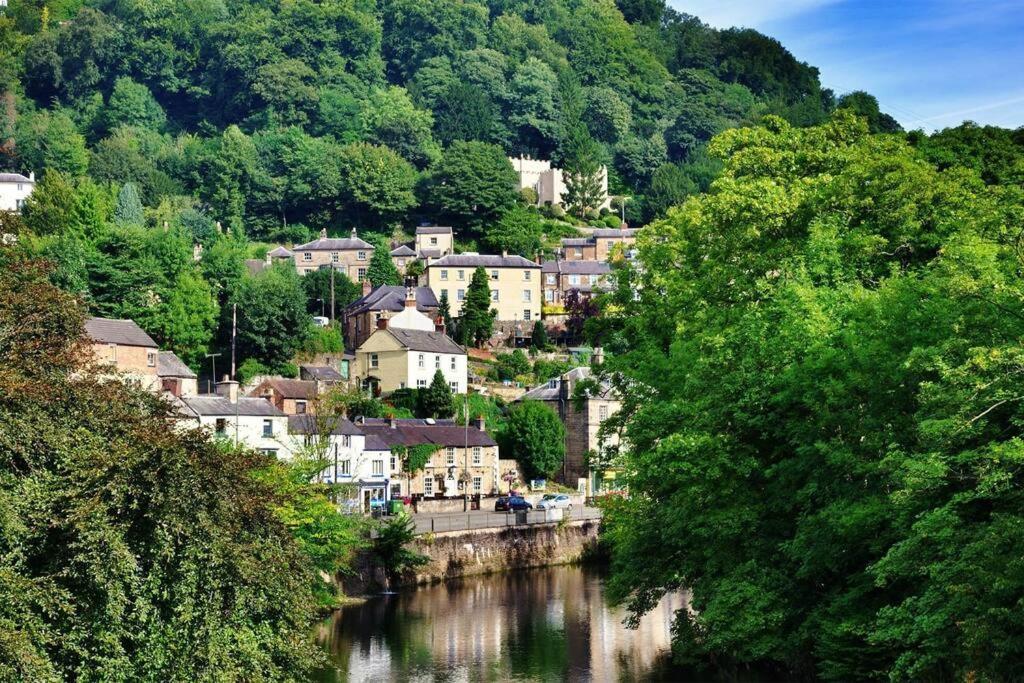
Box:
[179, 380, 292, 458]
[0, 172, 35, 212]
[288, 414, 398, 510]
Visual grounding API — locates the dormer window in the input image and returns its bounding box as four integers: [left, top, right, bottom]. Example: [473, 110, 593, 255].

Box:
[548, 379, 558, 389]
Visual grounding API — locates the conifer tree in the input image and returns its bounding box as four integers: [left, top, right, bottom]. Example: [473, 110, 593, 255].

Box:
[366, 242, 401, 287]
[422, 369, 454, 419]
[458, 267, 495, 347]
[113, 182, 144, 226]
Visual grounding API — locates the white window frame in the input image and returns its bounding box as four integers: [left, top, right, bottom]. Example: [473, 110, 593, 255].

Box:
[370, 353, 379, 369]
[357, 251, 367, 261]
[472, 446, 481, 465]
[446, 447, 455, 465]
[303, 252, 312, 262]
[262, 419, 273, 437]
[472, 476, 482, 493]
[457, 289, 465, 301]
[418, 354, 425, 368]
[491, 290, 499, 302]
[440, 270, 449, 281]
[147, 350, 157, 367]
[457, 270, 465, 280]
[372, 460, 384, 476]
[450, 381, 459, 392]
[424, 476, 434, 496]
[523, 270, 531, 281]
[522, 289, 532, 302]
[490, 270, 499, 280]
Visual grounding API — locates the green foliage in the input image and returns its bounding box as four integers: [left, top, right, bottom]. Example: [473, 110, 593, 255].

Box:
[112, 181, 144, 226]
[228, 263, 310, 367]
[302, 326, 344, 355]
[422, 369, 454, 418]
[603, 111, 1024, 679]
[458, 266, 495, 347]
[366, 238, 402, 287]
[237, 357, 271, 385]
[837, 90, 903, 134]
[302, 267, 361, 318]
[498, 400, 566, 480]
[373, 513, 429, 581]
[531, 320, 548, 350]
[104, 76, 166, 133]
[911, 121, 1024, 185]
[336, 142, 418, 229]
[495, 349, 531, 381]
[483, 204, 544, 257]
[430, 141, 518, 236]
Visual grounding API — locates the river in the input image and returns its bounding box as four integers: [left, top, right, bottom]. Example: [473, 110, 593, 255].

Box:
[313, 565, 690, 682]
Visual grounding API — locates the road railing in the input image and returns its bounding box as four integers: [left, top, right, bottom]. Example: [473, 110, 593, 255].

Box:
[412, 507, 602, 535]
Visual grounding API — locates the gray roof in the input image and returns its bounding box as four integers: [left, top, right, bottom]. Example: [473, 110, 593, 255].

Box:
[300, 365, 344, 381]
[390, 244, 416, 257]
[268, 246, 293, 258]
[428, 254, 540, 269]
[357, 417, 497, 448]
[294, 236, 374, 251]
[416, 225, 453, 235]
[592, 228, 639, 238]
[520, 366, 616, 402]
[158, 351, 196, 378]
[419, 248, 444, 259]
[384, 327, 464, 355]
[181, 395, 285, 417]
[541, 260, 612, 275]
[364, 434, 391, 451]
[85, 317, 157, 348]
[244, 258, 268, 275]
[561, 238, 593, 247]
[0, 173, 32, 183]
[346, 286, 439, 316]
[253, 378, 318, 399]
[288, 414, 362, 436]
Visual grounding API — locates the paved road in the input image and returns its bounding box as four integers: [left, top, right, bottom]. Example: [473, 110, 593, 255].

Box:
[411, 506, 602, 534]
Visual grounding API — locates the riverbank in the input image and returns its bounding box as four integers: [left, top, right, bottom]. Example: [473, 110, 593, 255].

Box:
[340, 518, 602, 595]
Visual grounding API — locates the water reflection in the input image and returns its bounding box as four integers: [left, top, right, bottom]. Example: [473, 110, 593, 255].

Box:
[315, 566, 688, 682]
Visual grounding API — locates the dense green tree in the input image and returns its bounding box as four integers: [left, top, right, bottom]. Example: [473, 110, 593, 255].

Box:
[495, 349, 531, 381]
[912, 121, 1024, 185]
[437, 288, 454, 337]
[361, 87, 440, 169]
[603, 111, 1024, 679]
[643, 162, 696, 219]
[228, 263, 311, 367]
[104, 76, 167, 133]
[147, 270, 219, 368]
[508, 57, 561, 156]
[113, 181, 144, 226]
[430, 141, 517, 235]
[422, 369, 454, 419]
[303, 267, 360, 319]
[837, 90, 903, 134]
[433, 82, 499, 145]
[366, 239, 402, 287]
[14, 108, 89, 176]
[337, 142, 418, 229]
[458, 266, 494, 347]
[483, 205, 544, 257]
[531, 319, 548, 349]
[20, 171, 110, 238]
[498, 400, 566, 480]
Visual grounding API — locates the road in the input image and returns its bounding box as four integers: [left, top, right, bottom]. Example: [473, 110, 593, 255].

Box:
[411, 505, 602, 534]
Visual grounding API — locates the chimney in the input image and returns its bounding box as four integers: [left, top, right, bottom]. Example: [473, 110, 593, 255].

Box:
[593, 347, 605, 366]
[362, 278, 373, 296]
[28, 171, 35, 182]
[501, 249, 508, 258]
[193, 243, 203, 261]
[319, 228, 327, 240]
[265, 251, 272, 265]
[474, 414, 485, 431]
[376, 315, 388, 330]
[535, 252, 542, 265]
[215, 375, 239, 404]
[215, 221, 223, 234]
[351, 227, 357, 240]
[434, 316, 446, 335]
[163, 220, 169, 232]
[389, 416, 397, 428]
[405, 287, 417, 308]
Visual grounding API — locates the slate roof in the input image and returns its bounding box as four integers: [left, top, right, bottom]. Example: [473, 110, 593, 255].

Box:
[385, 327, 464, 355]
[294, 236, 374, 251]
[158, 351, 196, 378]
[268, 246, 293, 258]
[300, 365, 344, 381]
[592, 228, 639, 238]
[419, 248, 443, 259]
[288, 414, 362, 436]
[346, 286, 439, 316]
[255, 378, 318, 399]
[364, 434, 391, 451]
[390, 244, 416, 257]
[244, 259, 268, 275]
[561, 237, 593, 247]
[519, 366, 616, 402]
[541, 260, 612, 275]
[181, 395, 285, 417]
[428, 254, 540, 269]
[85, 317, 158, 347]
[0, 173, 32, 183]
[357, 418, 497, 448]
[415, 225, 453, 235]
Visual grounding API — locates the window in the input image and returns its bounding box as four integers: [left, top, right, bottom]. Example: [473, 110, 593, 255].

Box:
[440, 288, 448, 299]
[424, 476, 434, 496]
[472, 446, 481, 465]
[391, 483, 402, 498]
[430, 237, 438, 245]
[357, 251, 367, 261]
[370, 353, 379, 369]
[372, 460, 384, 476]
[398, 258, 406, 267]
[599, 405, 609, 422]
[417, 379, 427, 388]
[418, 353, 425, 368]
[303, 252, 312, 261]
[16, 183, 22, 191]
[262, 419, 273, 437]
[548, 379, 558, 389]
[342, 435, 351, 448]
[215, 418, 227, 434]
[390, 455, 397, 471]
[450, 381, 459, 392]
[545, 290, 554, 302]
[457, 289, 465, 301]
[569, 274, 580, 286]
[450, 356, 457, 370]
[546, 274, 556, 285]
[575, 248, 583, 257]
[434, 355, 440, 369]
[440, 269, 449, 280]
[108, 343, 117, 362]
[457, 270, 465, 280]
[339, 459, 350, 476]
[490, 270, 499, 280]
[491, 290, 499, 302]
[523, 270, 531, 281]
[473, 476, 482, 493]
[357, 268, 367, 280]
[15, 199, 23, 210]
[295, 400, 307, 414]
[446, 447, 455, 465]
[260, 448, 279, 458]
[522, 289, 532, 302]
[524, 309, 532, 321]
[331, 252, 339, 263]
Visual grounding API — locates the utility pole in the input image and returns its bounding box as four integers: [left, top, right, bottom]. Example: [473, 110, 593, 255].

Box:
[330, 267, 336, 325]
[463, 399, 470, 512]
[230, 303, 237, 379]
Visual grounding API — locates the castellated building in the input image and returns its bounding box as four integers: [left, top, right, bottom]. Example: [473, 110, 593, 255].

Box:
[508, 156, 611, 210]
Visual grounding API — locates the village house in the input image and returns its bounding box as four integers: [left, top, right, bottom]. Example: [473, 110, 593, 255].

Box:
[542, 259, 612, 306]
[343, 282, 440, 350]
[560, 227, 638, 261]
[249, 377, 321, 415]
[389, 244, 417, 274]
[0, 172, 35, 212]
[509, 156, 610, 210]
[85, 317, 160, 392]
[292, 228, 374, 280]
[355, 416, 500, 499]
[288, 414, 395, 511]
[414, 225, 453, 259]
[425, 253, 542, 322]
[518, 359, 622, 494]
[180, 379, 291, 458]
[352, 309, 467, 394]
[158, 351, 198, 397]
[299, 364, 345, 384]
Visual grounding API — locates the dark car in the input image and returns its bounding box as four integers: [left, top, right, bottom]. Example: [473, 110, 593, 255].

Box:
[495, 496, 532, 512]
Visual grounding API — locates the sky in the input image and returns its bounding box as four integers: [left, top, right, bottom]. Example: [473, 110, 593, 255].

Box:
[669, 0, 1024, 131]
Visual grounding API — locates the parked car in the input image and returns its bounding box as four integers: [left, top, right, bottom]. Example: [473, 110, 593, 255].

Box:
[495, 496, 533, 512]
[536, 494, 573, 511]
[312, 315, 329, 328]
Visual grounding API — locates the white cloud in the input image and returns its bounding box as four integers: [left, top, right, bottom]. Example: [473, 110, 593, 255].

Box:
[668, 0, 843, 29]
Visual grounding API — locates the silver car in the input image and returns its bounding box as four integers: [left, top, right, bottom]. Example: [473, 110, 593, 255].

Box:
[535, 494, 573, 511]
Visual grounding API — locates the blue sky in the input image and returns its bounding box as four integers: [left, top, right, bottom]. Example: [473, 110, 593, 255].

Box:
[669, 0, 1024, 131]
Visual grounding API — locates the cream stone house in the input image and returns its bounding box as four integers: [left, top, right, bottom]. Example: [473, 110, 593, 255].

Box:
[179, 380, 292, 459]
[542, 259, 612, 305]
[353, 317, 467, 395]
[356, 416, 500, 499]
[293, 228, 374, 280]
[343, 284, 439, 350]
[85, 317, 160, 391]
[425, 253, 542, 322]
[414, 225, 453, 258]
[560, 227, 638, 261]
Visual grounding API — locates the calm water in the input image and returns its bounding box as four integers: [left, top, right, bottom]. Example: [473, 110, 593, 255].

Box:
[314, 566, 690, 683]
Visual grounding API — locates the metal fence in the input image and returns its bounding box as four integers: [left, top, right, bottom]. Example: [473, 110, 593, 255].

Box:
[412, 508, 602, 535]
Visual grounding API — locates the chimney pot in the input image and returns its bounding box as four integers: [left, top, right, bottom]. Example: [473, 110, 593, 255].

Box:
[474, 414, 485, 431]
[215, 376, 239, 403]
[435, 317, 446, 335]
[501, 249, 508, 258]
[405, 287, 417, 308]
[28, 171, 35, 182]
[351, 227, 357, 240]
[319, 228, 327, 240]
[265, 251, 272, 265]
[376, 316, 388, 330]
